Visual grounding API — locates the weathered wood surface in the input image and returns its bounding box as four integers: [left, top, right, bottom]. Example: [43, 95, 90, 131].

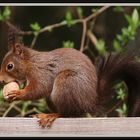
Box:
[0, 117, 140, 137]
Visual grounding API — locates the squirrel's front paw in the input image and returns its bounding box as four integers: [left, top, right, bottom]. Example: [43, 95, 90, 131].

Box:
[6, 90, 23, 101]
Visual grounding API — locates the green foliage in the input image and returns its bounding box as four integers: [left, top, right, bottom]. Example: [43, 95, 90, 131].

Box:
[65, 11, 75, 27]
[114, 82, 127, 100]
[116, 103, 128, 117]
[30, 22, 41, 36]
[113, 39, 123, 53]
[113, 8, 140, 52]
[21, 101, 32, 113]
[77, 7, 83, 19]
[95, 39, 107, 56]
[113, 81, 128, 117]
[0, 7, 11, 21]
[132, 9, 139, 25]
[63, 40, 75, 48]
[37, 99, 48, 112]
[19, 83, 25, 90]
[0, 89, 4, 105]
[116, 88, 126, 100]
[20, 99, 47, 116]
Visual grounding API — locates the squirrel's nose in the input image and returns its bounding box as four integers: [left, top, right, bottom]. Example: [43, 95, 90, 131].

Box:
[0, 80, 5, 84]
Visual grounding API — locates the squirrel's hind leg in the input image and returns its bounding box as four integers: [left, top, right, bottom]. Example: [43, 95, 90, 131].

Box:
[50, 69, 97, 117]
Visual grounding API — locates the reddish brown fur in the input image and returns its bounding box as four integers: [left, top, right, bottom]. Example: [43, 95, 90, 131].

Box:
[0, 44, 98, 117]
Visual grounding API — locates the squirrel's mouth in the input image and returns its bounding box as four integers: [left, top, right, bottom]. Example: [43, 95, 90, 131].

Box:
[15, 79, 27, 89]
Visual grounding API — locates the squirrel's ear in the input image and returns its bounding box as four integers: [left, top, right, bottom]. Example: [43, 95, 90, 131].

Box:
[14, 43, 23, 56]
[9, 43, 24, 56]
[8, 44, 14, 52]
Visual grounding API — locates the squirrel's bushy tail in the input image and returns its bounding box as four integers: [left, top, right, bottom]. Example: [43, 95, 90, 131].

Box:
[96, 53, 140, 116]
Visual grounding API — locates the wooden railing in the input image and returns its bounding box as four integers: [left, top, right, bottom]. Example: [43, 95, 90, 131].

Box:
[0, 117, 139, 137]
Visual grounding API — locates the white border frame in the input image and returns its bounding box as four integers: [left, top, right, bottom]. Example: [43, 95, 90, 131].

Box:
[0, 3, 139, 6]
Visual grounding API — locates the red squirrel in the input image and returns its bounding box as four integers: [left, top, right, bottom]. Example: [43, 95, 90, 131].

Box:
[0, 27, 140, 128]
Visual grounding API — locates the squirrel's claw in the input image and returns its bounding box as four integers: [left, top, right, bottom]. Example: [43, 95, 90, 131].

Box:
[38, 118, 49, 128]
[32, 113, 61, 128]
[6, 90, 22, 101]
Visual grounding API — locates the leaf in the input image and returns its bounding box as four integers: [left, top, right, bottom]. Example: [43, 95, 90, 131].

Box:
[116, 103, 128, 117]
[30, 22, 41, 36]
[22, 101, 31, 112]
[0, 88, 5, 104]
[66, 11, 72, 20]
[30, 22, 41, 31]
[122, 28, 129, 36]
[0, 7, 11, 21]
[0, 14, 3, 21]
[19, 83, 25, 89]
[3, 7, 11, 20]
[118, 88, 123, 95]
[65, 11, 75, 27]
[77, 7, 83, 19]
[113, 40, 123, 53]
[116, 89, 125, 100]
[125, 14, 133, 25]
[116, 108, 123, 114]
[95, 39, 106, 56]
[63, 40, 74, 48]
[132, 8, 139, 25]
[116, 34, 123, 42]
[122, 103, 127, 112]
[0, 89, 4, 98]
[37, 99, 47, 112]
[130, 35, 135, 40]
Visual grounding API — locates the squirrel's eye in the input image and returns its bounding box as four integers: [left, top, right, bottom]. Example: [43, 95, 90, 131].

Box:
[7, 63, 14, 71]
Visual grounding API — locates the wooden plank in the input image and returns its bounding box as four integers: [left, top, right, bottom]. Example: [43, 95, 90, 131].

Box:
[0, 117, 139, 137]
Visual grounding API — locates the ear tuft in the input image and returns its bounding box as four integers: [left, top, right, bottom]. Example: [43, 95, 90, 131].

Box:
[8, 44, 14, 52]
[14, 43, 23, 55]
[8, 26, 23, 51]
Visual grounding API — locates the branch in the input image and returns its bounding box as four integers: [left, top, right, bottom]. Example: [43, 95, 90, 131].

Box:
[31, 35, 38, 48]
[24, 108, 42, 116]
[5, 6, 110, 50]
[5, 21, 33, 35]
[80, 21, 87, 52]
[85, 19, 96, 49]
[87, 30, 98, 46]
[2, 101, 21, 117]
[85, 6, 110, 22]
[39, 20, 82, 34]
[81, 6, 110, 51]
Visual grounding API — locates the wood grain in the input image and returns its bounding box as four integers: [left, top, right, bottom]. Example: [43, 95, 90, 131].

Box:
[0, 117, 139, 137]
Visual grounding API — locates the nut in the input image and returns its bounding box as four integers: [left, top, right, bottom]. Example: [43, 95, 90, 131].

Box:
[3, 82, 19, 100]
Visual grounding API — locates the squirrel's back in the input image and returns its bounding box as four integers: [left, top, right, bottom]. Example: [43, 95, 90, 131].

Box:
[32, 48, 97, 75]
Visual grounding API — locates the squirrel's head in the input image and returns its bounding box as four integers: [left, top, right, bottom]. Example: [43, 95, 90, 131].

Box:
[0, 27, 27, 86]
[0, 43, 27, 86]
